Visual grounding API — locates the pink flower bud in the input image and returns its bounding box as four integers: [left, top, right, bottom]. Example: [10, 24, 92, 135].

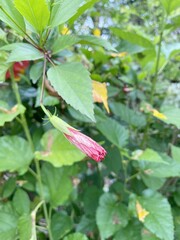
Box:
[64, 128, 107, 162]
[40, 105, 107, 162]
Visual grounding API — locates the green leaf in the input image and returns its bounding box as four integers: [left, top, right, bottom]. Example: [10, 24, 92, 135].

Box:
[68, 0, 99, 25]
[96, 118, 129, 148]
[0, 42, 26, 51]
[0, 211, 18, 240]
[52, 35, 80, 54]
[35, 129, 85, 167]
[18, 214, 32, 240]
[133, 148, 166, 163]
[2, 177, 16, 199]
[161, 105, 180, 129]
[51, 212, 73, 240]
[0, 136, 34, 174]
[76, 215, 96, 234]
[40, 163, 74, 207]
[162, 43, 180, 59]
[7, 43, 44, 62]
[49, 0, 83, 28]
[13, 189, 30, 216]
[0, 0, 26, 35]
[113, 221, 141, 240]
[0, 63, 9, 82]
[68, 106, 92, 123]
[78, 35, 116, 52]
[96, 193, 128, 239]
[83, 186, 102, 216]
[160, 0, 180, 14]
[63, 233, 88, 240]
[111, 28, 155, 54]
[138, 153, 180, 178]
[110, 102, 146, 128]
[171, 145, 180, 163]
[0, 102, 25, 127]
[141, 228, 160, 240]
[141, 174, 166, 191]
[52, 35, 115, 54]
[29, 62, 43, 84]
[14, 0, 50, 33]
[138, 192, 174, 240]
[47, 62, 95, 121]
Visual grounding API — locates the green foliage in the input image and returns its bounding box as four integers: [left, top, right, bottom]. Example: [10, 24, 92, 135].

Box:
[51, 212, 73, 240]
[35, 129, 85, 167]
[49, 0, 83, 27]
[0, 102, 25, 126]
[52, 35, 115, 54]
[113, 221, 141, 240]
[110, 102, 146, 128]
[134, 148, 166, 163]
[63, 233, 88, 240]
[7, 43, 44, 62]
[40, 163, 75, 207]
[47, 63, 95, 121]
[96, 118, 129, 148]
[161, 106, 180, 128]
[111, 28, 156, 54]
[0, 0, 26, 35]
[18, 214, 32, 240]
[0, 136, 33, 174]
[14, 0, 50, 34]
[160, 0, 180, 14]
[138, 191, 174, 240]
[0, 0, 179, 239]
[96, 193, 128, 239]
[0, 211, 18, 240]
[13, 189, 30, 215]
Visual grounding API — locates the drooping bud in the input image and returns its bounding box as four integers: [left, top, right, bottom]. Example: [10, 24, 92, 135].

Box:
[64, 128, 107, 162]
[41, 105, 107, 162]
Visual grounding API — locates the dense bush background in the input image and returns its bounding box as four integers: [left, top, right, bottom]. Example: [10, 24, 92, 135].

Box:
[0, 0, 180, 239]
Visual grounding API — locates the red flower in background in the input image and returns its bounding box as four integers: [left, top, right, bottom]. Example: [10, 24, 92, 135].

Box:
[6, 61, 29, 80]
[64, 128, 107, 162]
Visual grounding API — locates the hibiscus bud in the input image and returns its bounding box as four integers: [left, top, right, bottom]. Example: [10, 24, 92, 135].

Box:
[41, 105, 107, 162]
[6, 61, 29, 80]
[123, 85, 132, 93]
[64, 128, 107, 162]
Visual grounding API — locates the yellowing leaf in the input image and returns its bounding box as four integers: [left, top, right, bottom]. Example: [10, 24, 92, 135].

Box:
[152, 109, 167, 120]
[93, 28, 101, 37]
[92, 80, 109, 113]
[111, 52, 128, 57]
[61, 26, 70, 35]
[136, 201, 149, 222]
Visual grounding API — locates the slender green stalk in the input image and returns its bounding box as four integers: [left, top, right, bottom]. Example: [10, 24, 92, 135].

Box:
[149, 31, 164, 105]
[119, 150, 128, 190]
[141, 18, 165, 148]
[10, 68, 34, 151]
[35, 159, 54, 240]
[126, 172, 140, 183]
[40, 56, 47, 104]
[10, 69, 53, 240]
[28, 167, 38, 180]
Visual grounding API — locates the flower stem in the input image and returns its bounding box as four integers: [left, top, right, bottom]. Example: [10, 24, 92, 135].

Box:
[10, 68, 34, 151]
[10, 68, 53, 240]
[40, 56, 47, 105]
[34, 159, 54, 240]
